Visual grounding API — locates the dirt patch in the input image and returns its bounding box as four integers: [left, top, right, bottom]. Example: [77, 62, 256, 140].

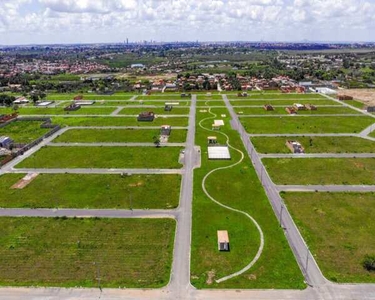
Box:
[206, 270, 216, 285]
[247, 274, 257, 281]
[339, 89, 375, 106]
[353, 161, 365, 169]
[128, 181, 144, 187]
[11, 173, 39, 189]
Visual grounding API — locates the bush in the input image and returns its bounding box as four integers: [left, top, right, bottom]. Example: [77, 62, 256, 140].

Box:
[362, 255, 375, 271]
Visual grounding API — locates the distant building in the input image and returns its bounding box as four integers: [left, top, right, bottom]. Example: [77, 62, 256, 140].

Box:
[131, 64, 145, 69]
[160, 125, 171, 136]
[367, 106, 375, 113]
[0, 136, 13, 149]
[217, 230, 230, 251]
[286, 140, 305, 154]
[64, 103, 81, 111]
[263, 104, 274, 111]
[137, 111, 155, 122]
[337, 95, 353, 101]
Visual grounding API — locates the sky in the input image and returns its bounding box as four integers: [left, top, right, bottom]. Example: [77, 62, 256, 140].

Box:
[0, 0, 375, 45]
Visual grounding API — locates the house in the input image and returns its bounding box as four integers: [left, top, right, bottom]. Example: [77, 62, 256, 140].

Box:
[367, 106, 375, 113]
[0, 113, 18, 123]
[207, 136, 217, 145]
[64, 103, 81, 111]
[217, 230, 230, 251]
[164, 105, 173, 112]
[293, 103, 306, 111]
[286, 140, 304, 154]
[74, 95, 83, 101]
[137, 111, 155, 122]
[13, 96, 29, 104]
[160, 125, 171, 136]
[285, 107, 297, 114]
[306, 104, 317, 110]
[264, 104, 274, 111]
[0, 136, 13, 149]
[337, 95, 353, 101]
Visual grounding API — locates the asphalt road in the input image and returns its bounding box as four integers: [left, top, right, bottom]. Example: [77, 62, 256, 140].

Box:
[276, 185, 375, 192]
[259, 153, 375, 158]
[239, 114, 366, 117]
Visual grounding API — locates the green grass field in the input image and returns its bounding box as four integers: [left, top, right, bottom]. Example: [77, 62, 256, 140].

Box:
[52, 116, 189, 127]
[343, 100, 365, 109]
[228, 93, 325, 100]
[191, 106, 305, 289]
[138, 95, 189, 100]
[231, 99, 340, 106]
[0, 121, 50, 144]
[235, 106, 359, 115]
[46, 93, 135, 101]
[252, 136, 375, 153]
[54, 128, 187, 143]
[16, 146, 183, 169]
[0, 173, 180, 209]
[241, 116, 373, 134]
[283, 192, 375, 283]
[263, 158, 375, 185]
[11, 107, 116, 116]
[118, 107, 190, 115]
[0, 217, 175, 287]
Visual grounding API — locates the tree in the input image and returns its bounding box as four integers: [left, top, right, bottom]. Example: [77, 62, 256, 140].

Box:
[363, 255, 375, 271]
[153, 136, 161, 148]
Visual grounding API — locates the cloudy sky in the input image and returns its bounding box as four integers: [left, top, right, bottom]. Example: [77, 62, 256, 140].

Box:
[0, 0, 374, 45]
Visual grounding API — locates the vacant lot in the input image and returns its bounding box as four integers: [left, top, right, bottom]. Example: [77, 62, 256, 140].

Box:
[344, 100, 365, 109]
[338, 89, 375, 106]
[137, 94, 187, 100]
[231, 99, 340, 106]
[252, 136, 375, 154]
[17, 146, 183, 169]
[241, 116, 373, 134]
[46, 93, 134, 101]
[0, 121, 50, 144]
[0, 217, 175, 287]
[52, 116, 189, 127]
[119, 107, 190, 115]
[0, 173, 180, 209]
[235, 106, 359, 115]
[54, 128, 187, 143]
[263, 158, 375, 185]
[283, 192, 375, 283]
[229, 93, 325, 100]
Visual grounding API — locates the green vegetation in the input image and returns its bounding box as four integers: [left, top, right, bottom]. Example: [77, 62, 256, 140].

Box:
[191, 107, 305, 289]
[235, 106, 359, 115]
[0, 107, 116, 116]
[283, 192, 375, 283]
[52, 116, 189, 127]
[241, 116, 373, 134]
[0, 217, 175, 287]
[54, 128, 187, 143]
[252, 136, 375, 153]
[0, 121, 50, 144]
[138, 95, 188, 100]
[46, 93, 134, 101]
[228, 93, 325, 100]
[119, 107, 190, 115]
[344, 100, 365, 109]
[0, 173, 180, 209]
[16, 146, 183, 169]
[263, 158, 375, 185]
[231, 99, 339, 106]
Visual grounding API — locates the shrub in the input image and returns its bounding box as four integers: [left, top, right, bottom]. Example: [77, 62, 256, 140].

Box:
[363, 255, 375, 271]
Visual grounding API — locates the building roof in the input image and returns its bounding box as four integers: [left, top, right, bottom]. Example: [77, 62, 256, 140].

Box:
[217, 230, 229, 243]
[214, 120, 225, 126]
[208, 146, 231, 160]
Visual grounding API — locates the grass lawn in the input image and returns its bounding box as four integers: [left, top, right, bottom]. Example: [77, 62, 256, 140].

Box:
[282, 192, 375, 283]
[52, 116, 189, 127]
[16, 146, 183, 169]
[343, 100, 365, 109]
[228, 94, 325, 100]
[191, 106, 305, 289]
[196, 95, 224, 100]
[0, 121, 50, 144]
[54, 128, 187, 143]
[235, 107, 359, 115]
[46, 93, 135, 100]
[118, 107, 190, 115]
[252, 136, 375, 154]
[230, 99, 340, 106]
[137, 94, 187, 100]
[241, 116, 374, 134]
[0, 173, 180, 209]
[0, 217, 175, 287]
[263, 158, 375, 185]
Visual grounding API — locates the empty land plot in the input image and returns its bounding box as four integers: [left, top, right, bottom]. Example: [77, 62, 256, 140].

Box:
[0, 121, 50, 144]
[236, 107, 359, 115]
[118, 107, 190, 115]
[230, 99, 339, 106]
[137, 95, 185, 101]
[263, 158, 375, 185]
[228, 93, 325, 100]
[283, 192, 375, 283]
[241, 116, 374, 134]
[342, 100, 365, 109]
[13, 107, 116, 116]
[16, 146, 183, 169]
[190, 108, 305, 289]
[0, 217, 175, 288]
[197, 95, 224, 100]
[54, 128, 187, 143]
[52, 116, 189, 127]
[0, 173, 180, 209]
[46, 94, 135, 100]
[252, 136, 375, 154]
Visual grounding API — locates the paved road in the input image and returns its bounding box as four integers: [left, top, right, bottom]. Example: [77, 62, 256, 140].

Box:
[48, 142, 186, 147]
[9, 168, 184, 175]
[276, 185, 375, 192]
[62, 126, 189, 130]
[223, 94, 327, 287]
[110, 106, 124, 115]
[239, 114, 365, 118]
[259, 153, 375, 158]
[232, 105, 343, 108]
[249, 133, 359, 137]
[16, 114, 189, 118]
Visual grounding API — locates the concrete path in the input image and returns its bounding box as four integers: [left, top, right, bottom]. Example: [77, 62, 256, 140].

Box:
[259, 153, 375, 158]
[48, 142, 186, 147]
[110, 106, 124, 116]
[276, 185, 375, 192]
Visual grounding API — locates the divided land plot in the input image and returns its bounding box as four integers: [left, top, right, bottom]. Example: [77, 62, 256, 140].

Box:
[228, 93, 325, 100]
[230, 99, 339, 106]
[343, 100, 365, 109]
[283, 192, 375, 283]
[16, 146, 183, 169]
[252, 136, 375, 154]
[0, 107, 116, 116]
[196, 95, 224, 100]
[52, 116, 189, 127]
[0, 173, 180, 209]
[235, 106, 359, 115]
[263, 158, 375, 185]
[118, 107, 190, 115]
[0, 217, 175, 288]
[241, 116, 374, 134]
[46, 93, 135, 101]
[0, 121, 50, 144]
[191, 106, 304, 289]
[137, 95, 188, 101]
[54, 128, 188, 143]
